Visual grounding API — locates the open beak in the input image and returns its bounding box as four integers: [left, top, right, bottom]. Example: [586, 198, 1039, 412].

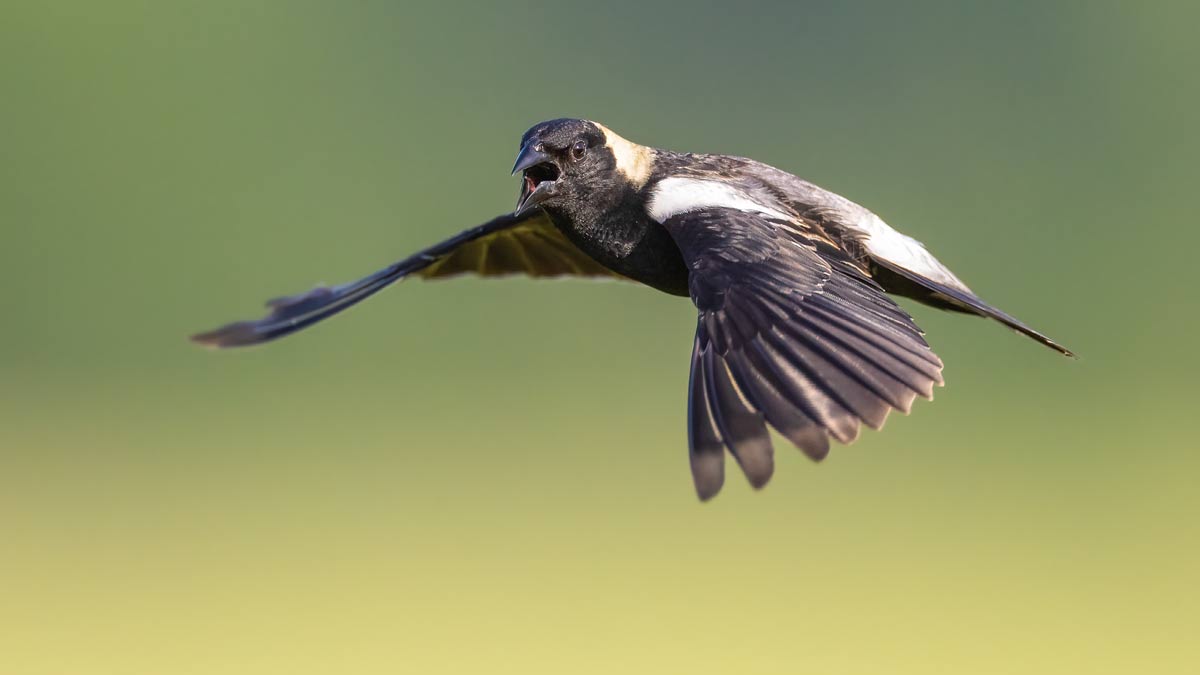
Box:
[512, 141, 560, 217]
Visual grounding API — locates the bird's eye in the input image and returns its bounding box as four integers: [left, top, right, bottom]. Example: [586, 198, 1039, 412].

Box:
[570, 140, 588, 162]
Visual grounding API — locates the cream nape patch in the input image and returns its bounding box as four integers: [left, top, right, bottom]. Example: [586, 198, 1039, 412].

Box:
[646, 177, 792, 224]
[595, 123, 654, 188]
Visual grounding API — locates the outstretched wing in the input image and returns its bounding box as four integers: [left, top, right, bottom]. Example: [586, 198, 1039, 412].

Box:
[662, 208, 946, 500]
[707, 158, 1073, 356]
[417, 213, 617, 280]
[192, 211, 622, 348]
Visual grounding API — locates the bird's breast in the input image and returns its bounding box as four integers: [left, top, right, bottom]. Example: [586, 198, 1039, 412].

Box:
[546, 206, 690, 297]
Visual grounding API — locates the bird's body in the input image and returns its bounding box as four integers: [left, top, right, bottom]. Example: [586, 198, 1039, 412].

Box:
[195, 119, 1071, 499]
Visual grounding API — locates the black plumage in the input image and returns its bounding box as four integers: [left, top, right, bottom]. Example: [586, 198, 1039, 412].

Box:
[191, 212, 619, 347]
[195, 118, 1072, 500]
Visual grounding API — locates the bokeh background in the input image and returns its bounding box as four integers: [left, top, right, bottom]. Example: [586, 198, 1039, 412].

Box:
[3, 2, 1197, 673]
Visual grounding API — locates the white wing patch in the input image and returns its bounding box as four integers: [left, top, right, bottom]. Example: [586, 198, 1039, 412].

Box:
[647, 177, 792, 223]
[856, 212, 971, 291]
[649, 177, 971, 293]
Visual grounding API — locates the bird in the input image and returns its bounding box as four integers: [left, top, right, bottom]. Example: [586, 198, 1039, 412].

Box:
[193, 118, 1073, 500]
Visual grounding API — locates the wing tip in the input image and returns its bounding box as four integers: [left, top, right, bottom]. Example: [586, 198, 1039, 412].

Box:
[189, 322, 263, 349]
[735, 448, 775, 490]
[1006, 323, 1076, 359]
[691, 458, 725, 501]
[1050, 341, 1078, 359]
[190, 328, 228, 349]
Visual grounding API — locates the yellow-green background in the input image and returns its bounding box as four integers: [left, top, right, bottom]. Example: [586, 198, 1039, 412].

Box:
[3, 2, 1196, 673]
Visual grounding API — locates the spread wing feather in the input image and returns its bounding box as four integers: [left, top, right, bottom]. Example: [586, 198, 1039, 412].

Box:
[683, 156, 1073, 356]
[419, 215, 617, 279]
[663, 208, 944, 499]
[192, 211, 622, 348]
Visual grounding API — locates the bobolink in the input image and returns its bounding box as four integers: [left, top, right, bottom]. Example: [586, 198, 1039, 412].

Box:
[195, 119, 1071, 500]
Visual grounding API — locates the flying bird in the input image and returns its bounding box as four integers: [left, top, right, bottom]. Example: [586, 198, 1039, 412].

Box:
[194, 119, 1072, 500]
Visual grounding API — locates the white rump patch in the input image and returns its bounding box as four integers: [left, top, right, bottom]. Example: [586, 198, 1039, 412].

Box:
[856, 212, 971, 290]
[647, 177, 792, 223]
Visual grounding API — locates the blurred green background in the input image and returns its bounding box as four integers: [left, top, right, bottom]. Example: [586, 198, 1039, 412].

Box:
[2, 1, 1197, 673]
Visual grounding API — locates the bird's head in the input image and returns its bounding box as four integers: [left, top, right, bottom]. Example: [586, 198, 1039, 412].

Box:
[512, 118, 654, 219]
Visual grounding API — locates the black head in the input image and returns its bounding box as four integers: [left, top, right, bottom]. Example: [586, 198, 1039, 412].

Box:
[511, 118, 653, 219]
